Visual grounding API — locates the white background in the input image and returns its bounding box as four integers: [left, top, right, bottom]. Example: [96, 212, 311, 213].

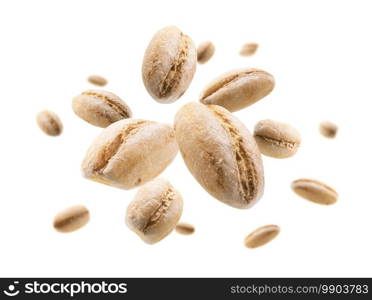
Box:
[0, 0, 371, 277]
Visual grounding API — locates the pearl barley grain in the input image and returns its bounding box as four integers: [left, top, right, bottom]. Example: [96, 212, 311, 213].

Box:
[87, 75, 108, 86]
[320, 121, 338, 138]
[240, 42, 258, 56]
[36, 110, 63, 136]
[82, 119, 178, 190]
[142, 26, 197, 103]
[254, 119, 301, 158]
[199, 68, 275, 112]
[175, 223, 195, 235]
[126, 178, 183, 244]
[197, 41, 215, 64]
[291, 179, 338, 205]
[72, 90, 132, 128]
[244, 225, 280, 248]
[174, 102, 264, 209]
[53, 205, 90, 233]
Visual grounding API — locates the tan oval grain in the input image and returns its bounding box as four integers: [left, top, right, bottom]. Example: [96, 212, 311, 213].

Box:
[254, 119, 301, 158]
[319, 121, 338, 138]
[87, 75, 108, 86]
[199, 68, 275, 112]
[36, 110, 63, 136]
[82, 119, 178, 190]
[174, 102, 264, 209]
[53, 205, 90, 233]
[175, 223, 195, 235]
[244, 225, 280, 248]
[126, 178, 183, 244]
[291, 178, 338, 205]
[197, 41, 215, 64]
[240, 42, 258, 56]
[142, 26, 197, 103]
[72, 90, 132, 128]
